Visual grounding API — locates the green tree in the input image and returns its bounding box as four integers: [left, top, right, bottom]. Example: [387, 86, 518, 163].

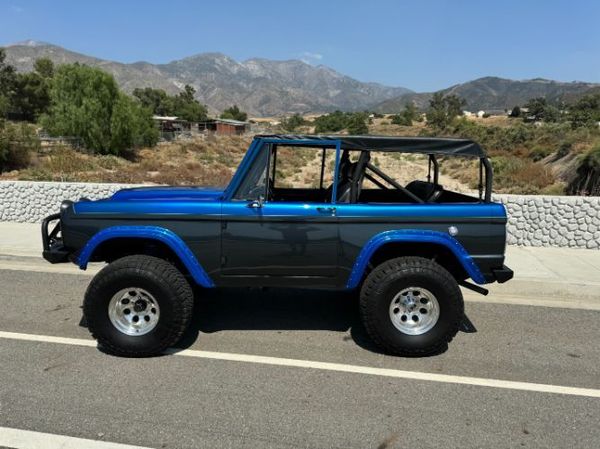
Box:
[42, 64, 118, 153]
[0, 48, 16, 93]
[391, 113, 410, 126]
[313, 111, 369, 134]
[11, 58, 54, 121]
[0, 48, 17, 117]
[391, 103, 418, 126]
[314, 111, 346, 133]
[34, 58, 54, 78]
[132, 87, 170, 115]
[220, 105, 248, 121]
[543, 105, 561, 123]
[132, 85, 208, 121]
[110, 93, 158, 150]
[171, 85, 208, 122]
[0, 120, 39, 172]
[178, 84, 196, 103]
[568, 93, 600, 129]
[280, 113, 306, 131]
[445, 94, 466, 118]
[347, 113, 368, 134]
[42, 64, 157, 154]
[509, 106, 521, 117]
[0, 95, 8, 117]
[426, 93, 466, 130]
[523, 97, 547, 121]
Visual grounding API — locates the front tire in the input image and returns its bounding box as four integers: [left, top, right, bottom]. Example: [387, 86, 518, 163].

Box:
[359, 257, 464, 356]
[83, 255, 194, 357]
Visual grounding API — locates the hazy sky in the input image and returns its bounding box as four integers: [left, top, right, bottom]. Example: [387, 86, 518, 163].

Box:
[1, 0, 598, 91]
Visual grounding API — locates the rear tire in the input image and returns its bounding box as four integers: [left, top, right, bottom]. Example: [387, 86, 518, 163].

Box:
[359, 257, 463, 356]
[84, 255, 194, 357]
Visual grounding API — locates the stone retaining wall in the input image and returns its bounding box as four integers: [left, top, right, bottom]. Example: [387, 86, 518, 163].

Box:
[1, 181, 599, 249]
[494, 194, 600, 249]
[0, 181, 134, 223]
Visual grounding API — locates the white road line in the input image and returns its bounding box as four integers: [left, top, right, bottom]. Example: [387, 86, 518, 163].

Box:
[1, 330, 599, 399]
[0, 426, 152, 449]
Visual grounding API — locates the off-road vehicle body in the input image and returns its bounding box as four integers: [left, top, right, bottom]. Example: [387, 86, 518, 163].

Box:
[42, 135, 513, 356]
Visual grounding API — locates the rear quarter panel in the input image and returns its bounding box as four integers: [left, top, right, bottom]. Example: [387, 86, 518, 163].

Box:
[336, 202, 507, 282]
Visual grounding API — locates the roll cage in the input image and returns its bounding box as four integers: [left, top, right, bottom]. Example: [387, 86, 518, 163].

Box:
[224, 135, 494, 204]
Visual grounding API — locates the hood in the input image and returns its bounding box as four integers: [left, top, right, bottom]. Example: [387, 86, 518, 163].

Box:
[110, 186, 224, 202]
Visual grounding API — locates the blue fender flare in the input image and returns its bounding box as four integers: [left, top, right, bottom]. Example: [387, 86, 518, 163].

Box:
[346, 229, 486, 289]
[77, 225, 215, 288]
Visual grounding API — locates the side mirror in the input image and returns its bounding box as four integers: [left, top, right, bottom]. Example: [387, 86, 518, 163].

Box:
[248, 195, 264, 209]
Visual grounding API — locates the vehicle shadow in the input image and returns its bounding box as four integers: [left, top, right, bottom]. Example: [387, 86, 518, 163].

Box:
[177, 287, 453, 357]
[80, 287, 472, 357]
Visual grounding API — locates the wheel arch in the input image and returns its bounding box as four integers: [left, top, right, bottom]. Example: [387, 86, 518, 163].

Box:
[346, 230, 485, 289]
[77, 226, 214, 288]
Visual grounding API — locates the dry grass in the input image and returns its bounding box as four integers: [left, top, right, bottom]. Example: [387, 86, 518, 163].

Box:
[369, 117, 428, 136]
[2, 114, 588, 196]
[3, 135, 251, 186]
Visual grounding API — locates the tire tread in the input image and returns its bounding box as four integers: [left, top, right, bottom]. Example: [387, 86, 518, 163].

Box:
[84, 255, 193, 357]
[359, 256, 463, 356]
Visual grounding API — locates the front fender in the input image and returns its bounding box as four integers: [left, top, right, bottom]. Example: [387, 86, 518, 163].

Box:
[77, 225, 215, 288]
[346, 229, 485, 289]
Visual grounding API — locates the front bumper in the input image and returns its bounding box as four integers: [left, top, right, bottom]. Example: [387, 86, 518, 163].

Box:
[41, 213, 70, 264]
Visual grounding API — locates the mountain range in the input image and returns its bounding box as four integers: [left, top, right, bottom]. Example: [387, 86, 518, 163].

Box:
[3, 40, 411, 116]
[3, 41, 599, 116]
[374, 77, 600, 113]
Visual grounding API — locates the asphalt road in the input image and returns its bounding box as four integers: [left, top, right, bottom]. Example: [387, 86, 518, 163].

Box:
[1, 264, 599, 448]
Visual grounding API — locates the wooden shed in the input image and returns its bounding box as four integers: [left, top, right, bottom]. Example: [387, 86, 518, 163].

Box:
[198, 119, 249, 135]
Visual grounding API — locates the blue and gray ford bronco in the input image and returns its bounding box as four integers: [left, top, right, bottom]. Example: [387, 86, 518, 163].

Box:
[42, 135, 513, 357]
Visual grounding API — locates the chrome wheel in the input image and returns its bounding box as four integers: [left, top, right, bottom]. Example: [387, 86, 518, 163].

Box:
[108, 288, 160, 336]
[389, 287, 439, 335]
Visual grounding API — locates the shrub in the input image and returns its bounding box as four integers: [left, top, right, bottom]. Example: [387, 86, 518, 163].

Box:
[491, 155, 554, 193]
[44, 146, 97, 179]
[220, 105, 247, 122]
[0, 120, 39, 172]
[313, 111, 368, 134]
[280, 114, 306, 132]
[347, 113, 368, 134]
[554, 141, 572, 160]
[0, 95, 8, 117]
[529, 145, 553, 162]
[391, 113, 412, 126]
[567, 144, 600, 195]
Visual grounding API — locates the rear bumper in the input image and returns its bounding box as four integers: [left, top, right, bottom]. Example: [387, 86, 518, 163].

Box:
[41, 213, 70, 264]
[492, 265, 514, 283]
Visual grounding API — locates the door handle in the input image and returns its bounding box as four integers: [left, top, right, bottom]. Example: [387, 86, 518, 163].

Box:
[316, 206, 337, 216]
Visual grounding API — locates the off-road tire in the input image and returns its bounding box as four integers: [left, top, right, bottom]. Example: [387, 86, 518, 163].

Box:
[359, 256, 463, 356]
[83, 255, 194, 357]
